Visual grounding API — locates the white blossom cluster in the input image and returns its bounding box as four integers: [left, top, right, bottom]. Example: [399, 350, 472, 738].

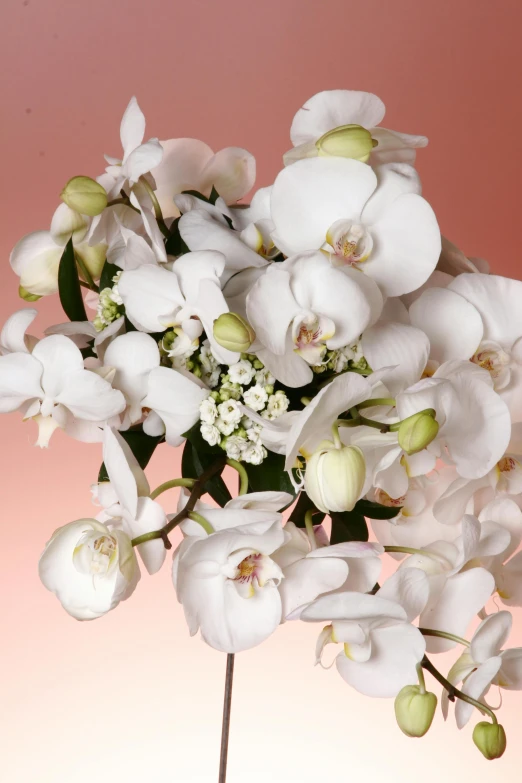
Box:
[198, 354, 289, 463]
[93, 271, 124, 331]
[4, 89, 522, 760]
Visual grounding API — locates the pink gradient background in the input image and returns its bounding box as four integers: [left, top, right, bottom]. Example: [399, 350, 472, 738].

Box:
[2, 0, 522, 780]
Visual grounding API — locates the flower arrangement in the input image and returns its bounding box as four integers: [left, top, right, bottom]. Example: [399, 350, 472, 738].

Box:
[4, 88, 522, 775]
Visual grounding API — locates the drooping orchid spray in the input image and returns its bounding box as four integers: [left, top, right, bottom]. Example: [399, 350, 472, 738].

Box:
[4, 89, 522, 778]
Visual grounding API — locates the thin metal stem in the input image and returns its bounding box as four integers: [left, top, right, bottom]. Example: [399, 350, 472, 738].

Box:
[218, 653, 235, 783]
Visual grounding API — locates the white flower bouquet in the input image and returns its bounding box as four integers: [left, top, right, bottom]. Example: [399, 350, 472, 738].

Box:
[4, 88, 522, 775]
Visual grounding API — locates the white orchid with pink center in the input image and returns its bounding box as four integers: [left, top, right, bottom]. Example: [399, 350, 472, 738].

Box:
[5, 87, 522, 767]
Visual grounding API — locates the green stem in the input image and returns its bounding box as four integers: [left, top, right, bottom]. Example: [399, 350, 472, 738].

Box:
[150, 477, 196, 500]
[131, 456, 226, 548]
[304, 509, 318, 551]
[226, 459, 249, 496]
[106, 197, 129, 207]
[357, 398, 396, 410]
[74, 252, 99, 292]
[188, 511, 215, 535]
[331, 421, 342, 449]
[422, 656, 497, 723]
[139, 177, 170, 238]
[419, 628, 470, 647]
[416, 662, 427, 694]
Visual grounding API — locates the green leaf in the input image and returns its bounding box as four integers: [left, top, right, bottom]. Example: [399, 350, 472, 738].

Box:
[330, 511, 368, 544]
[58, 238, 87, 322]
[165, 217, 190, 256]
[209, 186, 220, 205]
[99, 260, 120, 291]
[181, 189, 212, 203]
[98, 429, 163, 482]
[243, 452, 297, 499]
[354, 499, 402, 520]
[181, 439, 231, 507]
[289, 491, 325, 527]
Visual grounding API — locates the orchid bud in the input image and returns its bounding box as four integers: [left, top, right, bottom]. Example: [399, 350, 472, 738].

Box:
[213, 313, 256, 353]
[61, 176, 108, 217]
[19, 285, 41, 302]
[316, 124, 378, 162]
[304, 443, 366, 514]
[75, 241, 107, 281]
[394, 685, 437, 738]
[398, 409, 439, 455]
[472, 721, 507, 760]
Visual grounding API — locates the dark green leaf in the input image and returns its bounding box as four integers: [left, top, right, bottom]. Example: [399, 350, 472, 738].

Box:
[209, 186, 220, 205]
[58, 238, 87, 322]
[181, 189, 212, 203]
[243, 452, 297, 499]
[289, 491, 325, 527]
[165, 217, 190, 256]
[181, 439, 232, 507]
[99, 260, 120, 291]
[330, 511, 368, 544]
[98, 429, 163, 482]
[354, 499, 402, 520]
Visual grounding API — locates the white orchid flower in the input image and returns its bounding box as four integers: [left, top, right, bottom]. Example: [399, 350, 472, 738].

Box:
[118, 250, 239, 365]
[395, 360, 511, 480]
[39, 518, 140, 620]
[0, 334, 125, 446]
[99, 330, 210, 445]
[285, 90, 428, 168]
[272, 521, 383, 620]
[101, 97, 163, 200]
[151, 137, 255, 219]
[269, 158, 441, 297]
[10, 203, 105, 297]
[94, 427, 167, 574]
[177, 489, 292, 538]
[177, 186, 277, 268]
[246, 250, 383, 387]
[0, 308, 38, 355]
[179, 209, 269, 284]
[370, 467, 472, 551]
[301, 569, 429, 697]
[442, 611, 522, 727]
[174, 521, 286, 652]
[432, 427, 522, 526]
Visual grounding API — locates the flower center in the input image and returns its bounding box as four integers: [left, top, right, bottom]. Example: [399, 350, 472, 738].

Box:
[375, 489, 406, 507]
[326, 219, 373, 267]
[496, 454, 522, 494]
[471, 341, 511, 389]
[73, 532, 118, 577]
[292, 313, 335, 365]
[224, 549, 283, 599]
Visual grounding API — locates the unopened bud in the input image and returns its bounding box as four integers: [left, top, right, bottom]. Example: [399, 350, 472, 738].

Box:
[61, 176, 108, 217]
[394, 685, 437, 738]
[398, 409, 439, 455]
[305, 443, 366, 514]
[473, 721, 506, 760]
[19, 285, 42, 302]
[316, 124, 378, 162]
[213, 313, 255, 353]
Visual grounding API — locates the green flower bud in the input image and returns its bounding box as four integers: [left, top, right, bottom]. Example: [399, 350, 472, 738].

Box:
[398, 409, 439, 456]
[213, 313, 256, 353]
[316, 124, 378, 163]
[473, 721, 507, 760]
[305, 444, 366, 514]
[394, 685, 437, 738]
[61, 176, 108, 217]
[19, 285, 42, 302]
